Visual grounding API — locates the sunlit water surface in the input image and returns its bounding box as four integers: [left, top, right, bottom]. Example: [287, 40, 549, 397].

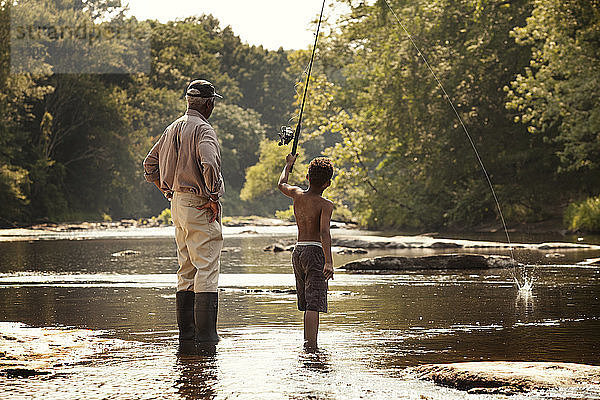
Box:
[1, 228, 599, 399]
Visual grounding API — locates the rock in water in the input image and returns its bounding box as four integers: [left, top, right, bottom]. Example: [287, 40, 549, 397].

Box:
[0, 322, 124, 378]
[578, 257, 600, 266]
[414, 362, 600, 394]
[2, 368, 51, 378]
[341, 254, 518, 272]
[111, 250, 140, 257]
[336, 248, 368, 255]
[263, 244, 287, 252]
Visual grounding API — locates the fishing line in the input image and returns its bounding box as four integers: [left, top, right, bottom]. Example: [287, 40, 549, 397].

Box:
[379, 0, 527, 283]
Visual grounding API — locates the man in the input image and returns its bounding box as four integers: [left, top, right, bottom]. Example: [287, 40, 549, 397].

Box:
[143, 80, 224, 349]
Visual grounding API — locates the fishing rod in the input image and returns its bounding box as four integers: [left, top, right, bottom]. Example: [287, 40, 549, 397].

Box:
[278, 0, 327, 171]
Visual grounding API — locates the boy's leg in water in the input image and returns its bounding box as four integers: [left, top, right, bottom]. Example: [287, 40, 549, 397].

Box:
[304, 310, 320, 349]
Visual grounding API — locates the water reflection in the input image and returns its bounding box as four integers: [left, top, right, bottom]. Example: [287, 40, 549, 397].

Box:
[299, 349, 331, 374]
[515, 286, 535, 315]
[176, 348, 218, 400]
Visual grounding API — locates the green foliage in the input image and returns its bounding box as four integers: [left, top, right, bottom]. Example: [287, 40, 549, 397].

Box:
[241, 139, 307, 201]
[206, 102, 275, 216]
[211, 103, 266, 192]
[564, 196, 600, 233]
[0, 165, 29, 223]
[301, 0, 554, 230]
[275, 205, 295, 222]
[218, 31, 296, 131]
[507, 0, 600, 179]
[0, 0, 597, 230]
[155, 208, 173, 225]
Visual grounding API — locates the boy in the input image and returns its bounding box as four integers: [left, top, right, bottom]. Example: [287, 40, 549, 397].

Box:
[278, 154, 334, 350]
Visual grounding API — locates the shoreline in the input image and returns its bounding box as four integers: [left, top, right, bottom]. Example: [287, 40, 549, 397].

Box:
[1, 216, 599, 250]
[0, 215, 586, 236]
[0, 216, 600, 254]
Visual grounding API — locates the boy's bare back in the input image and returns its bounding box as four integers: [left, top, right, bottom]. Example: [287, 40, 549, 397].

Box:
[292, 190, 333, 242]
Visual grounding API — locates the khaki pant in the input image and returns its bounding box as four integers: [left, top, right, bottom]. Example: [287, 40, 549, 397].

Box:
[171, 191, 223, 293]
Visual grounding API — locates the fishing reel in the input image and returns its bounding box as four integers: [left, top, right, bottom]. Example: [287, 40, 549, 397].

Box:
[278, 126, 295, 146]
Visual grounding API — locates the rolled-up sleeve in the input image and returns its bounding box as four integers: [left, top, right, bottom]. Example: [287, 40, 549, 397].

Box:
[143, 132, 165, 182]
[197, 128, 224, 201]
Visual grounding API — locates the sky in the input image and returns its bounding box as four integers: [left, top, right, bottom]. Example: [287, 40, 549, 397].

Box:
[125, 0, 351, 50]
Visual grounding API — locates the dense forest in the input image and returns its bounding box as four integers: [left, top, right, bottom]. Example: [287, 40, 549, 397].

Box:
[1, 0, 599, 232]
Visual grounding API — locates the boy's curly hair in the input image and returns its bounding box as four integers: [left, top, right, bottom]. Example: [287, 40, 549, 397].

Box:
[308, 157, 333, 187]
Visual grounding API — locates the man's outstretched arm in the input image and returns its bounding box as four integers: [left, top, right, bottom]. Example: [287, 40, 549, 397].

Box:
[278, 154, 302, 198]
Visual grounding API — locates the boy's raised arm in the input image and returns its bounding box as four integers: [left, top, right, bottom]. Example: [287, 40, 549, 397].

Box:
[320, 202, 334, 280]
[278, 154, 302, 198]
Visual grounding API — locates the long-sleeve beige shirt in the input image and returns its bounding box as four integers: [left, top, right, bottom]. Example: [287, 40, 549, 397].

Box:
[143, 109, 224, 201]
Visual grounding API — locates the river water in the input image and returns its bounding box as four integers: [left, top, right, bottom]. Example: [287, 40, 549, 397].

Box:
[1, 226, 599, 399]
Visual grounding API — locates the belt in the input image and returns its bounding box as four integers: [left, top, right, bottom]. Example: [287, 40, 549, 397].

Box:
[295, 241, 323, 248]
[173, 191, 210, 207]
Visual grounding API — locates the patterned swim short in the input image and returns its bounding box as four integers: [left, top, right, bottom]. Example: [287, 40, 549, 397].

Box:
[292, 244, 328, 313]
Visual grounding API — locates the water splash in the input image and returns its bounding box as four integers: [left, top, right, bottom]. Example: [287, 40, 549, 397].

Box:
[515, 272, 535, 314]
[513, 259, 535, 293]
[515, 274, 534, 293]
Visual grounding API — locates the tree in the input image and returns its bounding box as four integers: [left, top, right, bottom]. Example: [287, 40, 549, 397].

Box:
[299, 0, 561, 229]
[219, 27, 296, 132]
[210, 103, 267, 215]
[241, 139, 308, 213]
[506, 0, 600, 192]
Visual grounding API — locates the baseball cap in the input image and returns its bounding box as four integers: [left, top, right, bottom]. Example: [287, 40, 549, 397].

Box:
[185, 80, 223, 99]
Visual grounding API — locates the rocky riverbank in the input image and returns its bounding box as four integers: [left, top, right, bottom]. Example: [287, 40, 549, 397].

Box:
[18, 216, 294, 232]
[413, 362, 600, 395]
[2, 219, 599, 253]
[0, 216, 298, 242]
[332, 235, 600, 250]
[261, 234, 600, 259]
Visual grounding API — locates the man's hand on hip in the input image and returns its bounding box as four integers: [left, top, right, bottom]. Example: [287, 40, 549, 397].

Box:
[197, 200, 220, 223]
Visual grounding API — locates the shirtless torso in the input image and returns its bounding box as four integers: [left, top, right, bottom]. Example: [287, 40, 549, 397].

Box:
[293, 190, 333, 242]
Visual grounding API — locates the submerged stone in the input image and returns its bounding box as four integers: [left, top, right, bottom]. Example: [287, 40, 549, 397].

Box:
[414, 362, 600, 394]
[332, 235, 600, 251]
[0, 322, 125, 379]
[578, 257, 600, 266]
[336, 248, 368, 255]
[111, 250, 141, 257]
[263, 244, 288, 252]
[1, 368, 52, 378]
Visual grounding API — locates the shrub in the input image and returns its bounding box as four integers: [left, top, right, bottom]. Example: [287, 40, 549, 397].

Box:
[564, 196, 600, 233]
[156, 208, 173, 225]
[275, 205, 295, 222]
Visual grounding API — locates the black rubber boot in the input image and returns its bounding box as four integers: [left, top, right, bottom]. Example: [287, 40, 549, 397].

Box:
[176, 291, 196, 352]
[194, 292, 220, 344]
